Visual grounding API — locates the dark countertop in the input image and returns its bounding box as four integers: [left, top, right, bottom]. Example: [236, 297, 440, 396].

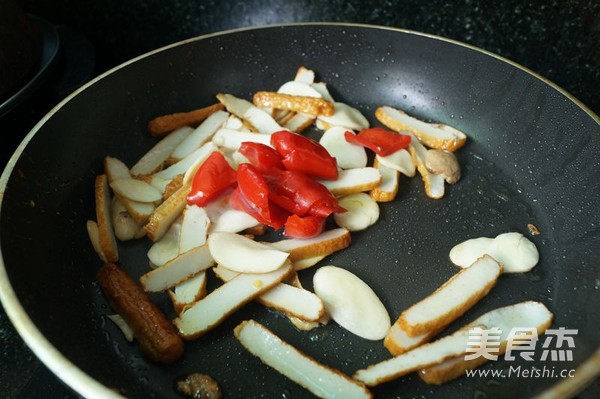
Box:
[1, 0, 599, 397]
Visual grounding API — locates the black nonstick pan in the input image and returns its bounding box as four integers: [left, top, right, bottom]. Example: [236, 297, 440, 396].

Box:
[1, 24, 599, 398]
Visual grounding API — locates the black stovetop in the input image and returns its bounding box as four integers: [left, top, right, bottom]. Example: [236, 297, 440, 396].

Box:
[1, 0, 599, 397]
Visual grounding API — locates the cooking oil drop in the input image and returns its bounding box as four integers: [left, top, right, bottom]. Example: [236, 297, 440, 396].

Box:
[309, 329, 330, 342]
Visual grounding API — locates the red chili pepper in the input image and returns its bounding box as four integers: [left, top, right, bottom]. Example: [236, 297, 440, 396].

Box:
[229, 187, 289, 230]
[271, 130, 338, 180]
[187, 152, 237, 206]
[284, 214, 326, 238]
[345, 127, 411, 156]
[236, 164, 271, 222]
[238, 142, 284, 173]
[233, 164, 291, 230]
[267, 170, 345, 217]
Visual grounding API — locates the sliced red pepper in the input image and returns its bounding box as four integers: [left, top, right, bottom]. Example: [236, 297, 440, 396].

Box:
[238, 142, 284, 173]
[229, 187, 289, 230]
[345, 127, 411, 156]
[308, 199, 346, 218]
[187, 151, 237, 206]
[284, 214, 326, 238]
[267, 170, 345, 217]
[271, 130, 338, 180]
[236, 164, 271, 222]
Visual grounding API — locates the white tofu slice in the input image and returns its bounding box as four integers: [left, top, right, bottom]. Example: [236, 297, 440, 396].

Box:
[234, 320, 372, 399]
[313, 266, 390, 340]
[179, 205, 209, 253]
[319, 127, 367, 169]
[319, 167, 381, 196]
[174, 263, 292, 339]
[170, 110, 229, 160]
[213, 265, 324, 321]
[140, 245, 214, 292]
[155, 141, 218, 180]
[130, 126, 193, 176]
[207, 232, 289, 273]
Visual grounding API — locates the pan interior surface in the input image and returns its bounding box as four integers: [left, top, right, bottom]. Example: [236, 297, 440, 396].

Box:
[1, 24, 599, 398]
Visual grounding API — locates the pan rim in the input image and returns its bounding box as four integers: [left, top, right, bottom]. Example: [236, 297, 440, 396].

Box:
[0, 22, 598, 399]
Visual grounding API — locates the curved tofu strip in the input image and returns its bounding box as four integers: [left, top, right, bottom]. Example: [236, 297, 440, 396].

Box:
[109, 178, 163, 203]
[104, 158, 156, 223]
[314, 266, 391, 340]
[268, 228, 351, 261]
[419, 301, 554, 385]
[86, 220, 107, 263]
[490, 232, 539, 273]
[334, 193, 380, 232]
[140, 245, 214, 292]
[278, 81, 321, 97]
[95, 175, 119, 263]
[216, 93, 252, 117]
[111, 196, 144, 241]
[224, 114, 245, 130]
[319, 167, 381, 197]
[175, 264, 292, 339]
[217, 93, 283, 134]
[318, 102, 369, 131]
[375, 106, 467, 152]
[147, 103, 224, 137]
[293, 66, 315, 84]
[107, 314, 134, 342]
[147, 174, 172, 195]
[448, 237, 494, 269]
[235, 320, 372, 399]
[130, 126, 193, 176]
[398, 255, 502, 337]
[213, 265, 324, 321]
[319, 127, 368, 169]
[356, 301, 553, 387]
[272, 108, 293, 124]
[170, 110, 228, 160]
[168, 272, 207, 314]
[283, 112, 315, 133]
[179, 205, 209, 253]
[212, 129, 272, 150]
[311, 82, 334, 102]
[115, 195, 155, 224]
[209, 208, 260, 233]
[162, 175, 184, 200]
[409, 133, 445, 199]
[156, 142, 218, 180]
[254, 91, 334, 116]
[375, 149, 415, 177]
[355, 328, 474, 386]
[370, 158, 399, 203]
[449, 232, 539, 273]
[384, 323, 438, 356]
[375, 108, 445, 199]
[204, 193, 260, 233]
[257, 283, 325, 321]
[243, 106, 285, 134]
[419, 352, 489, 385]
[104, 156, 131, 181]
[144, 183, 189, 241]
[292, 255, 326, 271]
[208, 232, 289, 273]
[147, 220, 181, 268]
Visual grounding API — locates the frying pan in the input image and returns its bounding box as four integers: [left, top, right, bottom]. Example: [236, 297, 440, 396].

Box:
[1, 23, 599, 398]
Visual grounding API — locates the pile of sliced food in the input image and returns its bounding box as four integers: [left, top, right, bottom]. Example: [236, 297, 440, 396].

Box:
[87, 66, 549, 398]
